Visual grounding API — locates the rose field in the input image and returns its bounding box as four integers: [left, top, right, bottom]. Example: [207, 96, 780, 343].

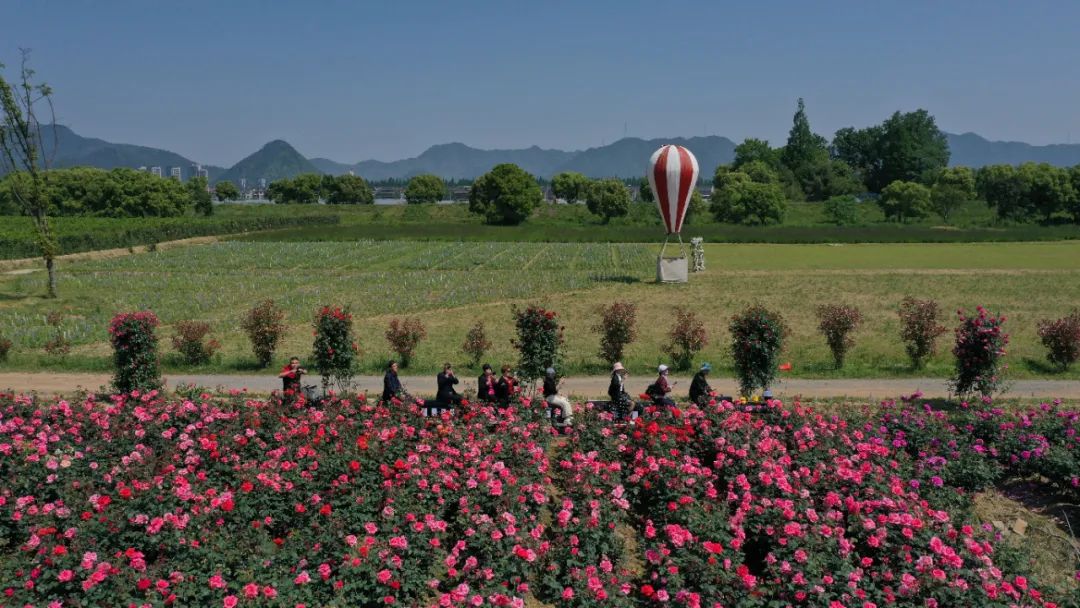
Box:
[3, 388, 1080, 607]
[2, 239, 1080, 380]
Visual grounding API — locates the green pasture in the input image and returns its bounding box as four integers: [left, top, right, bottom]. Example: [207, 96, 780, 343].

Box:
[2, 239, 1079, 380]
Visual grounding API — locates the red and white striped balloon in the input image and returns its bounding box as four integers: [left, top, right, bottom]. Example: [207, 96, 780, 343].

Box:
[648, 145, 700, 235]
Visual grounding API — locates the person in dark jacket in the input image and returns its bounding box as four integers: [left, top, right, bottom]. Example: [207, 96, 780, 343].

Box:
[435, 362, 462, 412]
[689, 362, 714, 405]
[607, 362, 632, 420]
[494, 365, 517, 405]
[381, 360, 403, 403]
[648, 364, 676, 407]
[477, 364, 496, 403]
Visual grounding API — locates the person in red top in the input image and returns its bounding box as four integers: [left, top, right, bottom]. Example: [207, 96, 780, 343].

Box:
[494, 365, 517, 406]
[278, 357, 306, 394]
[648, 364, 676, 407]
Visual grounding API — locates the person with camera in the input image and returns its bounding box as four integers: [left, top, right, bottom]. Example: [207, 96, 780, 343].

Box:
[278, 356, 307, 394]
[433, 362, 463, 414]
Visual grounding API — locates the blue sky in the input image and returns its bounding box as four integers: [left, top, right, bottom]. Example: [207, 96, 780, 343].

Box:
[2, 0, 1078, 166]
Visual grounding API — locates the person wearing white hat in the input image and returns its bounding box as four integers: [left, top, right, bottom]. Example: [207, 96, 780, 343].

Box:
[647, 364, 676, 407]
[607, 362, 632, 420]
[543, 367, 573, 427]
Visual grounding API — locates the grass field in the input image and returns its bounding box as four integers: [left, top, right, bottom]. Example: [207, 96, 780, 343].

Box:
[2, 239, 1079, 380]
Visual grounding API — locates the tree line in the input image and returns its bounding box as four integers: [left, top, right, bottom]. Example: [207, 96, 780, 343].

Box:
[265, 173, 452, 205]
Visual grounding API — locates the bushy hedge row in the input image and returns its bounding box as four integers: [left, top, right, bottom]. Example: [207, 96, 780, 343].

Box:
[0, 214, 339, 259]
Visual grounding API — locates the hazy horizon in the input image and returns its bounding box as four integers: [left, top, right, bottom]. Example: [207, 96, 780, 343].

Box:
[4, 0, 1079, 166]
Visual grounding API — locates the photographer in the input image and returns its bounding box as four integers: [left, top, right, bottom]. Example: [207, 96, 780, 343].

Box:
[278, 357, 306, 394]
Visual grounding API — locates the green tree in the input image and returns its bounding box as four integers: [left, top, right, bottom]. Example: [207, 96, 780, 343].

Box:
[830, 125, 883, 185]
[0, 51, 59, 297]
[403, 174, 447, 204]
[781, 98, 829, 172]
[930, 166, 976, 222]
[585, 178, 631, 223]
[214, 180, 240, 202]
[976, 164, 1027, 221]
[551, 171, 589, 205]
[684, 190, 707, 225]
[710, 168, 786, 225]
[468, 163, 542, 225]
[1017, 162, 1073, 222]
[878, 180, 931, 223]
[733, 138, 780, 169]
[795, 157, 863, 201]
[267, 174, 322, 204]
[638, 177, 653, 203]
[869, 110, 949, 192]
[738, 160, 781, 185]
[1069, 164, 1080, 222]
[823, 194, 859, 226]
[187, 176, 213, 216]
[325, 174, 374, 205]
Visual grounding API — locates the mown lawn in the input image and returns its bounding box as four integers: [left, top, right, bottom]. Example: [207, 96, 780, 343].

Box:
[1, 239, 1079, 379]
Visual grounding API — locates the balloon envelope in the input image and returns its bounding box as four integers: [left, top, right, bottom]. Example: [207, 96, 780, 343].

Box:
[648, 145, 699, 235]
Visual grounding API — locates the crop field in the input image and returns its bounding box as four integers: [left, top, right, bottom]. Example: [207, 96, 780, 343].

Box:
[1, 239, 1079, 380]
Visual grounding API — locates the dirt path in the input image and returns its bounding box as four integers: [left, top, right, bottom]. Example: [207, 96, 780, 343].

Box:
[3, 372, 1080, 400]
[0, 236, 222, 271]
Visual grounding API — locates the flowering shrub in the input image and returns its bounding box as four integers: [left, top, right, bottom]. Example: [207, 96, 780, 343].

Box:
[952, 306, 1009, 398]
[0, 387, 1069, 607]
[170, 320, 221, 365]
[593, 300, 638, 365]
[385, 316, 427, 368]
[1037, 311, 1080, 371]
[816, 303, 862, 368]
[43, 311, 72, 358]
[312, 305, 358, 392]
[0, 335, 10, 362]
[240, 299, 286, 368]
[461, 321, 492, 366]
[665, 306, 707, 371]
[899, 296, 947, 369]
[512, 305, 563, 383]
[729, 304, 787, 396]
[108, 310, 161, 393]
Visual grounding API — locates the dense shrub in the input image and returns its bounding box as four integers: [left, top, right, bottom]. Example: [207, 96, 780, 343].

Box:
[585, 178, 631, 223]
[109, 310, 161, 393]
[822, 194, 858, 225]
[952, 306, 1009, 398]
[170, 320, 221, 365]
[512, 305, 563, 382]
[0, 336, 11, 362]
[815, 303, 862, 368]
[898, 296, 947, 369]
[1037, 310, 1080, 371]
[43, 311, 71, 358]
[468, 163, 544, 225]
[665, 306, 707, 371]
[240, 299, 287, 368]
[404, 174, 449, 204]
[385, 316, 427, 368]
[461, 321, 492, 366]
[729, 304, 787, 396]
[593, 301, 637, 365]
[312, 306, 358, 392]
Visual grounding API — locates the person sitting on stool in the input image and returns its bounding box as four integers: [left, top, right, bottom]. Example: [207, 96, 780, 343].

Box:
[648, 364, 677, 407]
[278, 356, 307, 399]
[689, 362, 714, 405]
[543, 367, 573, 427]
[381, 360, 403, 403]
[433, 362, 463, 415]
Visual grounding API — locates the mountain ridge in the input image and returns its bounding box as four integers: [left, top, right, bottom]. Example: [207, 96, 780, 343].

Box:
[11, 125, 1080, 183]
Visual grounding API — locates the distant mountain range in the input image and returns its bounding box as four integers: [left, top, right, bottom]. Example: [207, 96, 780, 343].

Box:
[11, 125, 1080, 184]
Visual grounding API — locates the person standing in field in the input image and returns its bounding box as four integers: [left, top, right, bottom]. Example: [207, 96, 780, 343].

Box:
[477, 363, 496, 403]
[278, 356, 306, 394]
[607, 362, 632, 420]
[543, 367, 573, 426]
[435, 362, 463, 410]
[495, 365, 517, 406]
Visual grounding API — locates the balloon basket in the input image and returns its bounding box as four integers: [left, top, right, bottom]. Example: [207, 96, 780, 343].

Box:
[657, 235, 689, 283]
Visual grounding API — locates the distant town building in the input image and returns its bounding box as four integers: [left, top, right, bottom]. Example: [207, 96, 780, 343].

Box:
[258, 178, 267, 189]
[239, 178, 247, 190]
[169, 167, 182, 180]
[137, 166, 147, 172]
[191, 163, 209, 179]
[151, 166, 163, 178]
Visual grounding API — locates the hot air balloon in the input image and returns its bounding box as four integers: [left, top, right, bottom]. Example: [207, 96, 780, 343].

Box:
[648, 145, 699, 283]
